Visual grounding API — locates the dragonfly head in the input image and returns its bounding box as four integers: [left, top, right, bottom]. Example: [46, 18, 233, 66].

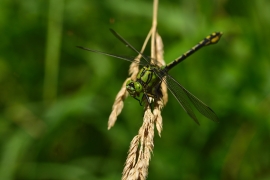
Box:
[126, 79, 146, 105]
[126, 79, 143, 97]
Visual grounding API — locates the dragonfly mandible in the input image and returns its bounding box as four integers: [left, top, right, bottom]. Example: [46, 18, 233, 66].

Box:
[77, 29, 222, 124]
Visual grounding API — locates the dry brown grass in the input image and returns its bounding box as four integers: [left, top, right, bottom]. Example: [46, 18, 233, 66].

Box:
[108, 0, 166, 179]
[122, 107, 154, 180]
[108, 79, 129, 130]
[121, 31, 167, 180]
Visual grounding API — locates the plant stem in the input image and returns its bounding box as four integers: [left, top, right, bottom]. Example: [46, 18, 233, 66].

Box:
[43, 0, 64, 103]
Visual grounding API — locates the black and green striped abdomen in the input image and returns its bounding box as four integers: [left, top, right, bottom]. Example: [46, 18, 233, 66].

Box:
[166, 32, 223, 71]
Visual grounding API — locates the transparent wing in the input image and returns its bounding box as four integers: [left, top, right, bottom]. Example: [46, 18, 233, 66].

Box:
[165, 73, 219, 123]
[158, 72, 199, 124]
[76, 46, 146, 66]
[109, 29, 151, 65]
[110, 29, 170, 68]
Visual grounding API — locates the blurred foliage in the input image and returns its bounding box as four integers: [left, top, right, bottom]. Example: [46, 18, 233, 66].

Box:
[0, 0, 270, 179]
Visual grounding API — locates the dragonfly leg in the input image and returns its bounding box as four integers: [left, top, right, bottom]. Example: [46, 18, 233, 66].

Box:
[153, 82, 163, 100]
[143, 93, 151, 106]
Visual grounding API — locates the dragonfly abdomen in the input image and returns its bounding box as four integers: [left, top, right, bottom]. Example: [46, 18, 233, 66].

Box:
[166, 32, 223, 71]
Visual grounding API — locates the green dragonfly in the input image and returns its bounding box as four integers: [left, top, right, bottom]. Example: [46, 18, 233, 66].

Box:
[77, 29, 222, 124]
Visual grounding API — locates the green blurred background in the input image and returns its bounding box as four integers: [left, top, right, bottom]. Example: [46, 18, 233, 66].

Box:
[0, 0, 269, 179]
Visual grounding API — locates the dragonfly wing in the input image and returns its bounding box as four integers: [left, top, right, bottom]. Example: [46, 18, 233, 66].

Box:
[109, 29, 151, 65]
[166, 74, 219, 122]
[158, 71, 200, 124]
[76, 46, 146, 66]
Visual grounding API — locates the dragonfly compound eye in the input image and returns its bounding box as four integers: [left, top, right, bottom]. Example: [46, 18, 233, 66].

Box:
[126, 80, 136, 94]
[134, 82, 143, 92]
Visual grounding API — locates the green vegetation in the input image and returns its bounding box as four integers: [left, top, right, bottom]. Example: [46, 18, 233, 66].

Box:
[0, 0, 269, 179]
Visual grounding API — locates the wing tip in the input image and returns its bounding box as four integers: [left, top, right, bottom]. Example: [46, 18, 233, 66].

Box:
[109, 28, 116, 35]
[190, 114, 200, 125]
[212, 118, 220, 123]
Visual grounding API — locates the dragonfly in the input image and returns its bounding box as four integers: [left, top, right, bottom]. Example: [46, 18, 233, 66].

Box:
[77, 29, 222, 124]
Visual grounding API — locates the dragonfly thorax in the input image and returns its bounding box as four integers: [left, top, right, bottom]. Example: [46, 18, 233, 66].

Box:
[126, 65, 162, 105]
